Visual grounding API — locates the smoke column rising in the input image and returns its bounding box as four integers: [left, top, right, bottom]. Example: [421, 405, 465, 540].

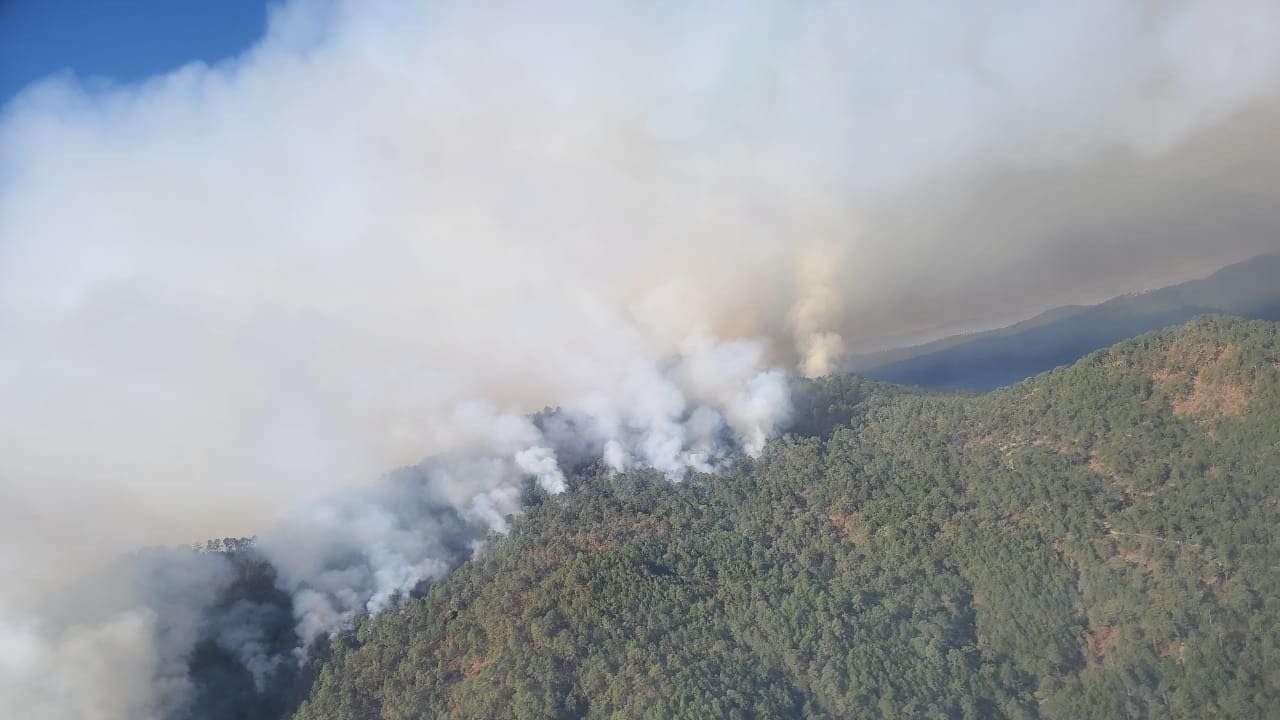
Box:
[4, 0, 1280, 717]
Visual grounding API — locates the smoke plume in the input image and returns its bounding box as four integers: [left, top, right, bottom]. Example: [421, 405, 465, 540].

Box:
[791, 243, 849, 378]
[4, 0, 1280, 717]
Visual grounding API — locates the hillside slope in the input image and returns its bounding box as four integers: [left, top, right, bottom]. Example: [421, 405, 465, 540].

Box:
[294, 317, 1280, 719]
[852, 253, 1280, 391]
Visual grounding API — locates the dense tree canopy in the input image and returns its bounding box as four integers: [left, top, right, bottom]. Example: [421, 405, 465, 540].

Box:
[291, 317, 1280, 719]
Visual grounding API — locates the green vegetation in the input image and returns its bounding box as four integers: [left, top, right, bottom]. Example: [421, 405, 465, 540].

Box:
[293, 317, 1280, 719]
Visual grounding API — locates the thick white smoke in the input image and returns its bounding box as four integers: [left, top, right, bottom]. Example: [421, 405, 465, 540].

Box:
[3, 1, 1280, 717]
[1, 330, 788, 719]
[259, 344, 787, 657]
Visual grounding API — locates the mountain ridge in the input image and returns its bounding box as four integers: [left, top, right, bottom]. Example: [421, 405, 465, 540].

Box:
[851, 253, 1280, 391]
[285, 315, 1280, 719]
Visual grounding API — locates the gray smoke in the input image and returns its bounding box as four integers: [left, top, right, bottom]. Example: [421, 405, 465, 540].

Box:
[0, 547, 234, 720]
[4, 0, 1280, 717]
[212, 600, 291, 692]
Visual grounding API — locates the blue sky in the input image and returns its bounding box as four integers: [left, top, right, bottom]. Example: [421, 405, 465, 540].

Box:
[0, 0, 269, 105]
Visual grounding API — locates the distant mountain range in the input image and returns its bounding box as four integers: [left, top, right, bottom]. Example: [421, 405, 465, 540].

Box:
[850, 252, 1280, 391]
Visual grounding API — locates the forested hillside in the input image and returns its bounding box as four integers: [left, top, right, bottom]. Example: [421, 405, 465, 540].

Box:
[292, 317, 1280, 719]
